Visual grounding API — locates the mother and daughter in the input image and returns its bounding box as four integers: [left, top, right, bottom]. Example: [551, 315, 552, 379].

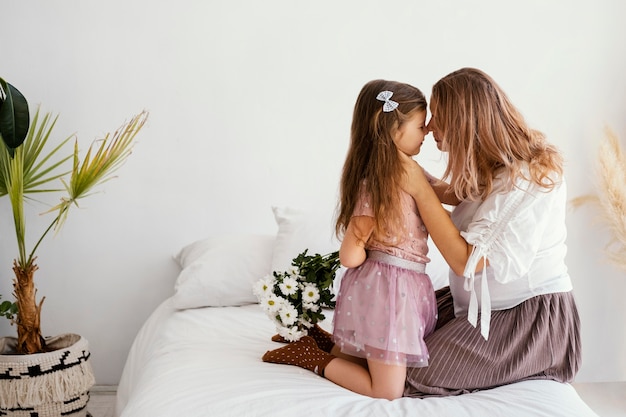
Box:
[262, 67, 581, 400]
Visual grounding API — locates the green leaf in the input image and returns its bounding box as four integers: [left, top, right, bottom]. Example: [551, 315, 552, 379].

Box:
[0, 298, 17, 320]
[0, 77, 30, 153]
[0, 108, 73, 267]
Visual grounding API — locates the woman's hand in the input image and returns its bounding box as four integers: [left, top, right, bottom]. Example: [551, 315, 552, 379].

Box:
[399, 151, 460, 206]
[398, 151, 430, 200]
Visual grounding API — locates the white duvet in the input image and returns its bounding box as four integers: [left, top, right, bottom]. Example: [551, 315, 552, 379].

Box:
[116, 298, 598, 417]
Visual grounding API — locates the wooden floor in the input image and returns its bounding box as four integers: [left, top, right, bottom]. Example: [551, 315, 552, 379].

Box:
[91, 382, 626, 417]
[88, 386, 116, 417]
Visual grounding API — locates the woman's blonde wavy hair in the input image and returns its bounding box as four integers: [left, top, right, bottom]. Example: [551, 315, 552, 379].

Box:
[432, 68, 563, 200]
[335, 79, 427, 241]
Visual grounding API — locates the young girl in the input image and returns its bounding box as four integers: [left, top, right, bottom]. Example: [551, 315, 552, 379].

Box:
[262, 79, 438, 400]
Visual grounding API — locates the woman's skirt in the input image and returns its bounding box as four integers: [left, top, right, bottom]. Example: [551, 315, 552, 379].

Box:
[403, 287, 582, 397]
[332, 251, 437, 367]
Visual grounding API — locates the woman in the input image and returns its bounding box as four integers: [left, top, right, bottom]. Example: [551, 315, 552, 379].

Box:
[400, 67, 581, 397]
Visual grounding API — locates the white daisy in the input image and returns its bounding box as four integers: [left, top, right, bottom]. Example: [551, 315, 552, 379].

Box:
[278, 303, 299, 326]
[260, 294, 283, 313]
[252, 275, 275, 298]
[299, 317, 313, 329]
[278, 276, 299, 296]
[302, 301, 319, 312]
[278, 325, 304, 342]
[302, 284, 320, 303]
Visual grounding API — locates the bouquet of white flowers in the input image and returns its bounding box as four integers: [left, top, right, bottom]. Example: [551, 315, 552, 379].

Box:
[254, 249, 340, 341]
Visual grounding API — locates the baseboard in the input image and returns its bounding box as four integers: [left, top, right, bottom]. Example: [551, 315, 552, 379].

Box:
[91, 385, 118, 393]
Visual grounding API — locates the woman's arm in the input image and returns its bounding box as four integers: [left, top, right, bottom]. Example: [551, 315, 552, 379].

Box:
[424, 171, 461, 206]
[400, 154, 485, 276]
[339, 216, 375, 268]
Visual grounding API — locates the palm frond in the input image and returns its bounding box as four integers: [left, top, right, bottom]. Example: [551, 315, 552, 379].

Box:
[22, 111, 73, 193]
[48, 111, 148, 230]
[1, 107, 149, 269]
[0, 107, 77, 268]
[5, 146, 26, 263]
[0, 108, 71, 198]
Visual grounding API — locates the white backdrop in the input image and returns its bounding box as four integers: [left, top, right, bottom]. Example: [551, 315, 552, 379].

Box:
[0, 0, 624, 385]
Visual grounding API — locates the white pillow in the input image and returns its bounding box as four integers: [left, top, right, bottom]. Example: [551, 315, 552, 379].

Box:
[172, 234, 275, 309]
[270, 206, 341, 273]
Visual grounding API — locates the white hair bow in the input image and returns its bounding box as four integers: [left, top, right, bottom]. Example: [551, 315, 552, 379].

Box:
[376, 90, 399, 112]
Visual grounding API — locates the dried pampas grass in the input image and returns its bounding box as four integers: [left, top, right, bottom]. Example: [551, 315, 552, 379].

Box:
[571, 127, 626, 272]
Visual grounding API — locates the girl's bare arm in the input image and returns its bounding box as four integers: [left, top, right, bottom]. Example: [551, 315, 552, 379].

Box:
[339, 216, 375, 268]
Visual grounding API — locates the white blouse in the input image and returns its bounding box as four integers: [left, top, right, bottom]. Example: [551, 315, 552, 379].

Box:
[449, 170, 572, 340]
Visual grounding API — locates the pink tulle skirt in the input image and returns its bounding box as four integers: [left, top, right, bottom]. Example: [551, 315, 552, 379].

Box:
[332, 251, 437, 367]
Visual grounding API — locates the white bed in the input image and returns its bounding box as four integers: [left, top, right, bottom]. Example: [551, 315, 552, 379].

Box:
[115, 207, 599, 417]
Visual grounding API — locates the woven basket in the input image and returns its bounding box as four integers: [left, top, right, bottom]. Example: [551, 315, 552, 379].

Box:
[0, 333, 95, 416]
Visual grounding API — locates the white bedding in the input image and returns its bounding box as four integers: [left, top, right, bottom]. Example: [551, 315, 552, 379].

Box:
[116, 298, 599, 417]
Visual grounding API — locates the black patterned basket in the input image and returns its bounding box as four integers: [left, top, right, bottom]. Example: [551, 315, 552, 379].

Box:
[0, 334, 95, 417]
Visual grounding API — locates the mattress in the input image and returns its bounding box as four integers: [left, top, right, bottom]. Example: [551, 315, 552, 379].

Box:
[116, 298, 598, 417]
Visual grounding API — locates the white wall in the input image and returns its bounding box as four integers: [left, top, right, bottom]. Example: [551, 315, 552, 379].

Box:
[0, 0, 624, 385]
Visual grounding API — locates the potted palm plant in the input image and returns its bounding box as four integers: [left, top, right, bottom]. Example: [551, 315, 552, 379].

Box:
[0, 76, 148, 416]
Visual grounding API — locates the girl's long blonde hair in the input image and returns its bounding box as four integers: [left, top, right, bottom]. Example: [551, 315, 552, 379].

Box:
[335, 79, 427, 241]
[432, 68, 563, 200]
